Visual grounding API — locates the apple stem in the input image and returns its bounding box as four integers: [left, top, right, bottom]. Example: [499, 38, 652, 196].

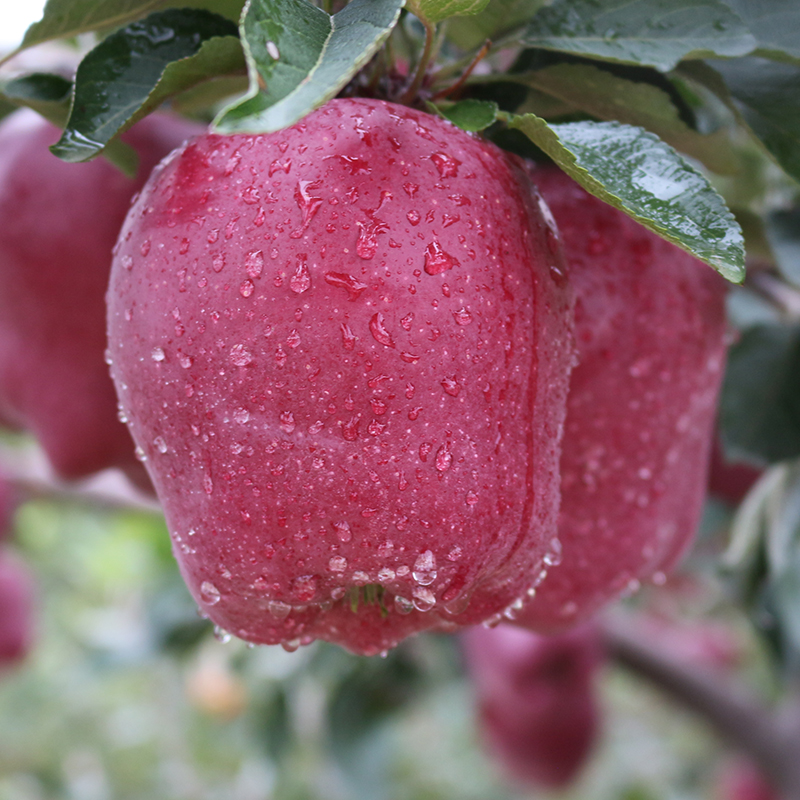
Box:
[400, 17, 438, 105]
[431, 39, 492, 102]
[604, 614, 800, 799]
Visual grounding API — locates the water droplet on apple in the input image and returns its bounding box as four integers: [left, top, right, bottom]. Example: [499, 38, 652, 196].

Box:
[154, 436, 168, 454]
[268, 600, 291, 619]
[413, 551, 437, 585]
[412, 587, 436, 611]
[431, 152, 461, 177]
[203, 474, 213, 494]
[324, 271, 367, 300]
[369, 313, 395, 348]
[279, 411, 296, 434]
[290, 258, 311, 293]
[201, 581, 221, 605]
[394, 595, 414, 614]
[441, 376, 461, 396]
[230, 344, 254, 366]
[407, 210, 421, 226]
[329, 555, 347, 572]
[151, 346, 166, 362]
[453, 307, 472, 326]
[332, 520, 352, 542]
[435, 444, 453, 472]
[240, 279, 254, 298]
[212, 253, 225, 273]
[340, 323, 356, 350]
[245, 250, 264, 279]
[121, 255, 133, 270]
[424, 241, 458, 275]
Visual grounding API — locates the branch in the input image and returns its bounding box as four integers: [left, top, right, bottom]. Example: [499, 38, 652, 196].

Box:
[603, 614, 800, 800]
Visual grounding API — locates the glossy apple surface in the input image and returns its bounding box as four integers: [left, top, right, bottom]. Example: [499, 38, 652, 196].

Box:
[515, 165, 728, 633]
[462, 623, 602, 788]
[0, 109, 200, 482]
[0, 551, 34, 667]
[107, 98, 575, 655]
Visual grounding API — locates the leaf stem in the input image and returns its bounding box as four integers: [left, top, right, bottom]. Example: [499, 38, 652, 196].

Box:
[400, 17, 437, 105]
[431, 39, 492, 101]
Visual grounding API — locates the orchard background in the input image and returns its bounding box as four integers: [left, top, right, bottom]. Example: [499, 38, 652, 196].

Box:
[0, 0, 799, 798]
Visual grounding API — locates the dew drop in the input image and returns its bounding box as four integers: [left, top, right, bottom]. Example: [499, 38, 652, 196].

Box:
[340, 323, 356, 350]
[240, 279, 255, 298]
[413, 551, 437, 585]
[324, 271, 367, 300]
[412, 587, 436, 611]
[151, 346, 166, 362]
[121, 254, 133, 270]
[290, 258, 311, 293]
[441, 375, 461, 396]
[434, 443, 453, 472]
[369, 312, 395, 348]
[431, 152, 461, 177]
[233, 408, 250, 424]
[200, 581, 221, 605]
[212, 253, 225, 273]
[332, 520, 352, 542]
[154, 436, 168, 454]
[245, 250, 264, 279]
[230, 344, 254, 366]
[424, 240, 459, 275]
[453, 307, 472, 326]
[279, 411, 296, 434]
[329, 555, 347, 572]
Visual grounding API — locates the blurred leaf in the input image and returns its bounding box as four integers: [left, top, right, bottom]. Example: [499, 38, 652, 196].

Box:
[765, 207, 800, 286]
[214, 0, 403, 134]
[712, 57, 800, 184]
[50, 9, 239, 163]
[517, 0, 756, 72]
[326, 645, 424, 760]
[435, 98, 498, 131]
[502, 62, 739, 174]
[721, 0, 800, 63]
[446, 0, 547, 51]
[506, 114, 745, 281]
[721, 324, 800, 464]
[724, 460, 800, 671]
[255, 684, 293, 759]
[407, 0, 489, 25]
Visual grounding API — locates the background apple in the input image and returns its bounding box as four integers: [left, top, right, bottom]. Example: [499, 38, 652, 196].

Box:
[462, 622, 603, 789]
[0, 108, 201, 483]
[0, 550, 34, 668]
[514, 165, 728, 633]
[107, 97, 575, 655]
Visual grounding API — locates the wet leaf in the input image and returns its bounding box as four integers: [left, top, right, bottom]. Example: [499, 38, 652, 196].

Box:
[506, 113, 745, 281]
[50, 9, 240, 163]
[214, 0, 403, 134]
[518, 0, 755, 72]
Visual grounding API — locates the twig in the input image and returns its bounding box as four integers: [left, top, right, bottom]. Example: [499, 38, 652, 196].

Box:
[604, 614, 800, 799]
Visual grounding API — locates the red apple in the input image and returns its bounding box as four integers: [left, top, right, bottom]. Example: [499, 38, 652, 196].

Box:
[462, 623, 602, 788]
[513, 165, 728, 633]
[107, 98, 575, 655]
[0, 550, 34, 667]
[0, 108, 201, 482]
[716, 760, 778, 800]
[708, 437, 762, 506]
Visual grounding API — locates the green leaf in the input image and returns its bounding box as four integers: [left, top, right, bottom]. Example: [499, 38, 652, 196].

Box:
[50, 9, 239, 163]
[712, 57, 800, 184]
[519, 0, 756, 72]
[1, 73, 140, 175]
[9, 0, 244, 56]
[503, 63, 739, 174]
[721, 324, 800, 464]
[721, 0, 800, 63]
[435, 98, 497, 131]
[214, 0, 404, 135]
[406, 0, 489, 25]
[506, 114, 745, 281]
[446, 0, 547, 51]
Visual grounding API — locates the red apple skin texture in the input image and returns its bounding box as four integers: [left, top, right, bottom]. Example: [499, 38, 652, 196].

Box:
[107, 98, 575, 655]
[0, 551, 34, 667]
[0, 109, 201, 481]
[513, 166, 728, 633]
[462, 623, 602, 789]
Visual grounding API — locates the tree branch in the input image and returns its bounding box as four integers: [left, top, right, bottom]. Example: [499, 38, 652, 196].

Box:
[603, 614, 800, 800]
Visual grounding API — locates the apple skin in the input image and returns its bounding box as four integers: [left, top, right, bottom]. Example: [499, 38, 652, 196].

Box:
[461, 623, 602, 789]
[513, 165, 728, 633]
[107, 98, 575, 655]
[0, 550, 34, 667]
[0, 108, 201, 482]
